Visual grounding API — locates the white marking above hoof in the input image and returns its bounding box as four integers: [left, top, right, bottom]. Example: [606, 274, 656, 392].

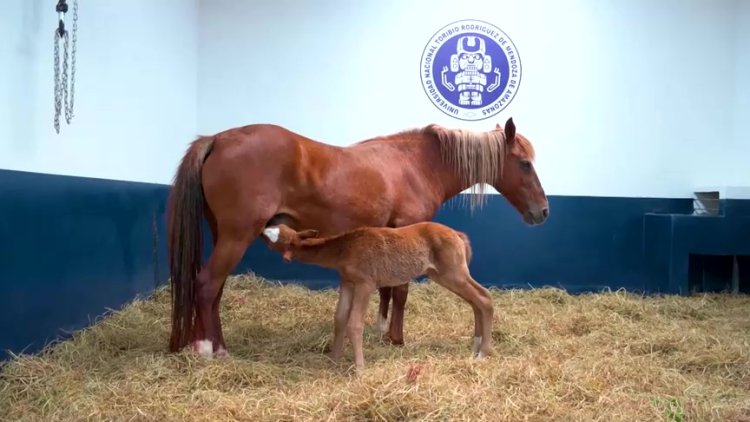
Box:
[472, 336, 482, 354]
[263, 227, 280, 243]
[195, 339, 213, 359]
[377, 314, 388, 334]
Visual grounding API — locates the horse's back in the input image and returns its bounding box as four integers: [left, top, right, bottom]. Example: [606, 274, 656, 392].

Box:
[198, 124, 331, 215]
[210, 123, 326, 158]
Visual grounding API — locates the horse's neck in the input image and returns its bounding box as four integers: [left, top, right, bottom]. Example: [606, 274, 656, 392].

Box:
[385, 134, 467, 204]
[411, 135, 470, 202]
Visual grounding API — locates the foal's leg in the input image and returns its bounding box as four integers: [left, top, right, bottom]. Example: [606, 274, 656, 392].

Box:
[431, 268, 493, 358]
[470, 304, 483, 356]
[331, 280, 354, 362]
[347, 280, 375, 372]
[466, 276, 494, 357]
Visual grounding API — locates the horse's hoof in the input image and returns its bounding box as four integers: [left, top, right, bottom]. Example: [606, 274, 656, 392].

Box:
[214, 347, 230, 358]
[192, 340, 214, 359]
[385, 335, 405, 346]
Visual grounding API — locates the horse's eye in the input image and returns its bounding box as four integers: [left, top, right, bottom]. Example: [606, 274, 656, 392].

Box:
[520, 160, 532, 170]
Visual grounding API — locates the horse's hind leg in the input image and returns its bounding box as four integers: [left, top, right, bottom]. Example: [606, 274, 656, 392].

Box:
[192, 221, 259, 358]
[205, 210, 229, 357]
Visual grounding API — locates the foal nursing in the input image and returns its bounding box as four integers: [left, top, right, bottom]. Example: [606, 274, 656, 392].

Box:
[261, 222, 494, 371]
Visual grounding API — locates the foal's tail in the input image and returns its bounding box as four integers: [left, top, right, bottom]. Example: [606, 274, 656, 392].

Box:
[166, 135, 215, 353]
[457, 231, 473, 264]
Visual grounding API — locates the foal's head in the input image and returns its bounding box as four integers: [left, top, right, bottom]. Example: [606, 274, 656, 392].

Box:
[492, 118, 549, 225]
[261, 224, 319, 262]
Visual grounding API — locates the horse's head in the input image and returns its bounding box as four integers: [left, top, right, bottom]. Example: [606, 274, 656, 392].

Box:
[492, 118, 549, 225]
[261, 224, 319, 262]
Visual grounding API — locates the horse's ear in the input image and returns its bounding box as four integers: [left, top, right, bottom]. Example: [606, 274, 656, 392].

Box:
[297, 229, 319, 240]
[504, 117, 516, 144]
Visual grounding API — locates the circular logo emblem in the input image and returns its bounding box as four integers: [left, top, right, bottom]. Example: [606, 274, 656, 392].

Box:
[420, 19, 522, 121]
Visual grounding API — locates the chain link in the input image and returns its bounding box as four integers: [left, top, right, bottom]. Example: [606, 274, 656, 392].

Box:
[66, 0, 78, 124]
[53, 0, 78, 134]
[54, 30, 61, 133]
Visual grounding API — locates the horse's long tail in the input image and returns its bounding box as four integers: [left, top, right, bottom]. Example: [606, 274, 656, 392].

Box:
[167, 135, 214, 353]
[457, 231, 473, 265]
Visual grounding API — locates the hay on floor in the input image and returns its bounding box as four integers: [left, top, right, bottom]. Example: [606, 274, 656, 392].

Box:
[1, 274, 749, 421]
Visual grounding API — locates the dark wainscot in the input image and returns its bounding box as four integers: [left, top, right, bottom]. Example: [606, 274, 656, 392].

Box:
[0, 169, 169, 360]
[3, 168, 749, 360]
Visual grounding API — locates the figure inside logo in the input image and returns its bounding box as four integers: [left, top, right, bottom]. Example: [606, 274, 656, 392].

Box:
[441, 35, 501, 106]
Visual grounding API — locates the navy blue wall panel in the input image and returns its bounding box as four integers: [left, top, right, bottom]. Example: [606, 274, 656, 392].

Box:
[236, 195, 695, 294]
[2, 167, 749, 361]
[644, 212, 750, 294]
[0, 170, 169, 360]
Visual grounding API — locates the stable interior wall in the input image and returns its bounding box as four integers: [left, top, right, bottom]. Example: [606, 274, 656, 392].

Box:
[731, 0, 750, 186]
[2, 0, 749, 360]
[0, 0, 198, 185]
[0, 0, 197, 360]
[198, 0, 750, 297]
[197, 0, 742, 199]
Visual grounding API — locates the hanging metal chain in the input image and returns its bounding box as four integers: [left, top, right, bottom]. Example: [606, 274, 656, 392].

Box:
[53, 0, 78, 134]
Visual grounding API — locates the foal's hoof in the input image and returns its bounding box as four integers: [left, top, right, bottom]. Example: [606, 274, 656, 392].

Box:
[350, 365, 365, 377]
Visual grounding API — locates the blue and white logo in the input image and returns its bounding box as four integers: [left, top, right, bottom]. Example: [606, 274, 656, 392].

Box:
[420, 19, 522, 121]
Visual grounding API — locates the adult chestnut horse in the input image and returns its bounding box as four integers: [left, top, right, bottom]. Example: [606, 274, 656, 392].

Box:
[167, 117, 548, 357]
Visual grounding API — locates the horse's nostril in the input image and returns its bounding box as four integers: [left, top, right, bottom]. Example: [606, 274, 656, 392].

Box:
[542, 208, 549, 218]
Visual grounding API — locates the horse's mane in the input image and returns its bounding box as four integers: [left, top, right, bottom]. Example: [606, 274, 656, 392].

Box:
[355, 124, 535, 211]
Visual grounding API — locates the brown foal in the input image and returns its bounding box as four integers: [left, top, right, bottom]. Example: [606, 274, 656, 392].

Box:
[261, 222, 493, 372]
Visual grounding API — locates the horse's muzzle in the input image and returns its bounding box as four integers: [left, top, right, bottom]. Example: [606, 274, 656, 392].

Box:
[524, 207, 549, 225]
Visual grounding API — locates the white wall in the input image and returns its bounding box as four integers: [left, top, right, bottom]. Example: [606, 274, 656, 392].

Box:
[730, 0, 750, 190]
[0, 0, 198, 184]
[1, 0, 744, 195]
[197, 0, 744, 198]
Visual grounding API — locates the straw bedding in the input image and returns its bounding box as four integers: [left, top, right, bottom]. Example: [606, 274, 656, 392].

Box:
[1, 274, 749, 421]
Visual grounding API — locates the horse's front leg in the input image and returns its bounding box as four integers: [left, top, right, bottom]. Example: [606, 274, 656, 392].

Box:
[385, 283, 408, 346]
[377, 287, 392, 337]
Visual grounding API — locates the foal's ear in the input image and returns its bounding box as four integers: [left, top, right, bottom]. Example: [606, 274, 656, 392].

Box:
[297, 229, 319, 239]
[504, 117, 516, 144]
